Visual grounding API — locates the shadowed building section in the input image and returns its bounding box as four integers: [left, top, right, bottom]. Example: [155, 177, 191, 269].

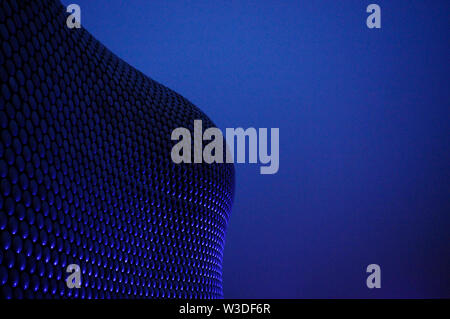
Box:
[0, 0, 234, 298]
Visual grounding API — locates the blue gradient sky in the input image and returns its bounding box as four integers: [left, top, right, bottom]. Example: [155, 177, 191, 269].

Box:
[61, 0, 450, 298]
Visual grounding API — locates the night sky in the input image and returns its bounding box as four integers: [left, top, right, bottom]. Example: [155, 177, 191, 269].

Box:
[61, 0, 450, 298]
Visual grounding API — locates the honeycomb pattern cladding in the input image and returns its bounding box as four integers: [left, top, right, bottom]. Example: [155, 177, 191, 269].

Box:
[0, 0, 235, 299]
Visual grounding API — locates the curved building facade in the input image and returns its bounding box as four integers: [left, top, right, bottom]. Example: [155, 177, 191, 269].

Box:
[0, 0, 234, 298]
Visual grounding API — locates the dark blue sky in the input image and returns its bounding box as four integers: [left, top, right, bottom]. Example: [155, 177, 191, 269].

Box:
[62, 0, 450, 298]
